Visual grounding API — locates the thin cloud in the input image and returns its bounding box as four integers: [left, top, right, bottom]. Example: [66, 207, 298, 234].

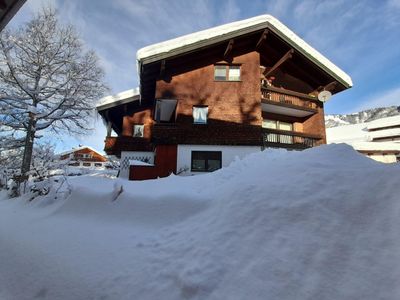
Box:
[354, 87, 400, 112]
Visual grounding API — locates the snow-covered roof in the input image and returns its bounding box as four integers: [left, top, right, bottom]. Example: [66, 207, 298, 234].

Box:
[326, 115, 400, 154]
[326, 122, 368, 144]
[369, 128, 400, 140]
[352, 142, 400, 152]
[367, 115, 400, 130]
[58, 146, 105, 158]
[96, 88, 140, 111]
[137, 14, 352, 88]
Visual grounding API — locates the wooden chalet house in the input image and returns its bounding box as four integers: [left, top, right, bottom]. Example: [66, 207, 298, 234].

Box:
[59, 146, 108, 168]
[97, 15, 352, 180]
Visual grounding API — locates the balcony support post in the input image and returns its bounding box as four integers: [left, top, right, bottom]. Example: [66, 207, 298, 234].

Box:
[106, 122, 112, 137]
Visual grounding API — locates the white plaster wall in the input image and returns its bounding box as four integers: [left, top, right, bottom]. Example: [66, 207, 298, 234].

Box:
[367, 154, 398, 163]
[177, 145, 261, 175]
[120, 151, 154, 178]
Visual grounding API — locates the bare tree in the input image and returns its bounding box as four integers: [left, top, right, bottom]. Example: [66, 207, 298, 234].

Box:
[0, 7, 107, 180]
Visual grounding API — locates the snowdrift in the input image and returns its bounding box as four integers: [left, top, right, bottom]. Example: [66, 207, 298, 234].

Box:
[1, 144, 399, 300]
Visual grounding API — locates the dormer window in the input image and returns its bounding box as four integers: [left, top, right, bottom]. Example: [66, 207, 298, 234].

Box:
[214, 65, 241, 81]
[193, 106, 208, 124]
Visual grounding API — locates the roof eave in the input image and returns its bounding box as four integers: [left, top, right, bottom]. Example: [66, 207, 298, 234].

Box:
[137, 16, 353, 90]
[96, 95, 140, 112]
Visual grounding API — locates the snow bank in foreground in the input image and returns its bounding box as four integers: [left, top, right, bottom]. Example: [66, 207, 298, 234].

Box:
[1, 144, 399, 300]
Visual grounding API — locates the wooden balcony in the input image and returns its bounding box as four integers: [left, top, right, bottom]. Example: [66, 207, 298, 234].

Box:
[262, 128, 322, 150]
[261, 86, 318, 117]
[104, 136, 153, 156]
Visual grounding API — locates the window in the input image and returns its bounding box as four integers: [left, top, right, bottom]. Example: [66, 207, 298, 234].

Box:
[82, 162, 91, 167]
[193, 106, 208, 124]
[262, 119, 293, 131]
[262, 119, 277, 129]
[228, 66, 241, 81]
[191, 151, 222, 172]
[133, 125, 144, 137]
[214, 65, 241, 81]
[82, 153, 92, 159]
[94, 163, 102, 167]
[214, 65, 227, 80]
[279, 121, 293, 131]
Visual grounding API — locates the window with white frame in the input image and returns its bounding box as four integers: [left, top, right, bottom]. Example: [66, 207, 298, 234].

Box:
[214, 65, 227, 81]
[133, 125, 144, 137]
[214, 65, 241, 81]
[193, 106, 208, 124]
[228, 65, 241, 81]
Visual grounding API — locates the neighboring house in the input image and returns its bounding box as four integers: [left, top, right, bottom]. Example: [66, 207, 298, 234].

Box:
[58, 146, 108, 168]
[97, 14, 352, 180]
[327, 115, 400, 163]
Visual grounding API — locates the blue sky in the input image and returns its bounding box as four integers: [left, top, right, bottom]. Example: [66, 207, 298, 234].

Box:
[8, 0, 400, 152]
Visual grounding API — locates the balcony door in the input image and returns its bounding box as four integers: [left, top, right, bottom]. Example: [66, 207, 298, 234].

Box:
[262, 119, 293, 144]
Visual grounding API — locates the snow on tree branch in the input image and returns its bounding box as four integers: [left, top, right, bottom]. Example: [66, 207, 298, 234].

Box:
[0, 7, 108, 184]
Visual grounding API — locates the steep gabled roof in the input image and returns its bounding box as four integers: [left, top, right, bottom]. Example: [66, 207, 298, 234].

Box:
[137, 14, 352, 89]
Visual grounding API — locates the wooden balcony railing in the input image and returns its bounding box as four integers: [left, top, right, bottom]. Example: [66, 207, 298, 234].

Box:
[261, 86, 318, 110]
[262, 128, 321, 149]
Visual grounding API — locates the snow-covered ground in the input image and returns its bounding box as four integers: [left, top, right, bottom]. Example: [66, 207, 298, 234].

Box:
[1, 144, 399, 300]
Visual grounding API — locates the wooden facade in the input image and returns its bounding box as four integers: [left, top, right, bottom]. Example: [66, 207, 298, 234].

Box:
[59, 147, 107, 167]
[97, 16, 351, 179]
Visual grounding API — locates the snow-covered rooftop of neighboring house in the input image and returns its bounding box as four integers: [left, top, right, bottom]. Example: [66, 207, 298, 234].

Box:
[327, 115, 400, 154]
[327, 116, 400, 144]
[137, 14, 352, 88]
[352, 141, 400, 151]
[96, 88, 140, 111]
[369, 128, 400, 140]
[367, 115, 400, 130]
[58, 146, 104, 158]
[326, 122, 368, 144]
